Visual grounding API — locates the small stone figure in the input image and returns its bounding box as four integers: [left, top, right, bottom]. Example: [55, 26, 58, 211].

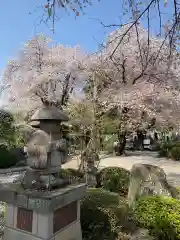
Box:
[79, 145, 99, 186]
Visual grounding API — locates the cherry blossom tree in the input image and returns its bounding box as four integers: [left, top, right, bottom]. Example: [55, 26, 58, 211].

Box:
[84, 24, 180, 125]
[1, 35, 87, 117]
[1, 25, 179, 157]
[98, 0, 179, 71]
[80, 23, 180, 153]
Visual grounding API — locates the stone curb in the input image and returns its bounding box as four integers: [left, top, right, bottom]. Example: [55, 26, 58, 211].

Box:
[0, 166, 28, 174]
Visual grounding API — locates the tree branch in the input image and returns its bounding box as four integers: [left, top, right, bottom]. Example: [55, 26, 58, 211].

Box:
[110, 0, 156, 59]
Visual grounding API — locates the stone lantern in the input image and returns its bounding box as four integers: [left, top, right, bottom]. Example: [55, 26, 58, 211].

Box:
[26, 102, 69, 174]
[30, 121, 40, 129]
[0, 101, 86, 240]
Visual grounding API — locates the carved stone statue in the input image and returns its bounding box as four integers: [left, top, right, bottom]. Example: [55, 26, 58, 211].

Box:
[21, 100, 69, 190]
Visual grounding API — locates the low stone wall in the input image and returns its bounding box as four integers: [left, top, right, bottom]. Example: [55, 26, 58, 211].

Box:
[0, 166, 28, 174]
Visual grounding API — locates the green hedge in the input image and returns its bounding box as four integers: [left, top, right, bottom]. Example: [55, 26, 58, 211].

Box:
[84, 188, 121, 207]
[158, 141, 176, 157]
[171, 146, 180, 161]
[81, 188, 134, 240]
[81, 189, 120, 240]
[59, 168, 84, 180]
[0, 145, 19, 168]
[81, 188, 138, 240]
[97, 167, 130, 197]
[133, 196, 180, 239]
[158, 141, 180, 161]
[0, 203, 5, 238]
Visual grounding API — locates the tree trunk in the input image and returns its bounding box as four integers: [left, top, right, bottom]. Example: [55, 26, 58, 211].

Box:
[136, 130, 144, 150]
[117, 131, 126, 155]
[79, 149, 86, 172]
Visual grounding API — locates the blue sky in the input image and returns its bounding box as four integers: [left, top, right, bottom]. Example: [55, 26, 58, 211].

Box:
[0, 0, 173, 75]
[0, 0, 122, 72]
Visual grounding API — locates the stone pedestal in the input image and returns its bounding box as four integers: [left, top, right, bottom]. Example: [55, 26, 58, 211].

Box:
[0, 183, 86, 240]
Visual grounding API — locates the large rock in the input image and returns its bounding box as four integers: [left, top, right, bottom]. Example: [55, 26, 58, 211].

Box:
[128, 163, 178, 207]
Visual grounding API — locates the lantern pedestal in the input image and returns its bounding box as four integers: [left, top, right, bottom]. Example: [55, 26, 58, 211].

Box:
[1, 183, 86, 240]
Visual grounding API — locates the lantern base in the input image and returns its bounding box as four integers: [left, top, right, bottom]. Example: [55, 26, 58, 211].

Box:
[1, 183, 86, 240]
[3, 220, 82, 240]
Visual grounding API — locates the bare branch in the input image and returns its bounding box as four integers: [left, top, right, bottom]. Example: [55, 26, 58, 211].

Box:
[174, 0, 178, 22]
[110, 0, 156, 59]
[157, 0, 162, 36]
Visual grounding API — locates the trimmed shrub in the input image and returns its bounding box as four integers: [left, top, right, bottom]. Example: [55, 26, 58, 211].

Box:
[133, 196, 180, 239]
[81, 188, 138, 240]
[59, 168, 84, 180]
[81, 189, 120, 240]
[158, 141, 180, 158]
[0, 202, 5, 238]
[81, 200, 118, 240]
[171, 146, 180, 161]
[158, 141, 175, 157]
[81, 188, 132, 240]
[97, 167, 130, 197]
[175, 187, 180, 199]
[84, 188, 121, 208]
[0, 145, 19, 168]
[158, 141, 180, 160]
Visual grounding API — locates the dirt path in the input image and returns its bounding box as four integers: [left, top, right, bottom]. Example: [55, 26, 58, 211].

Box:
[64, 153, 180, 187]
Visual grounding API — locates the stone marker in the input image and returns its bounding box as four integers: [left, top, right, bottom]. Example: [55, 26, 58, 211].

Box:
[1, 100, 86, 240]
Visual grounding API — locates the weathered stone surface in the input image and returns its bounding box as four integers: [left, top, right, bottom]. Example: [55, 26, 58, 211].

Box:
[128, 163, 175, 207]
[16, 124, 36, 143]
[3, 227, 41, 240]
[21, 168, 43, 189]
[0, 183, 86, 213]
[30, 121, 40, 128]
[31, 104, 69, 121]
[0, 188, 16, 203]
[130, 229, 152, 240]
[26, 129, 51, 169]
